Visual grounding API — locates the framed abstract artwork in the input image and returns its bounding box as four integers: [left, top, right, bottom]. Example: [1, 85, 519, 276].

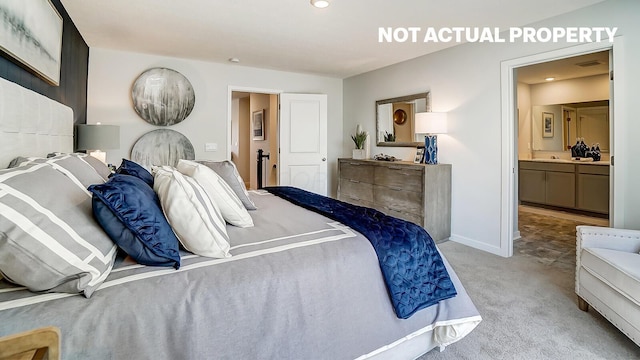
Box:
[252, 109, 265, 140]
[131, 129, 195, 169]
[131, 68, 195, 126]
[0, 0, 63, 85]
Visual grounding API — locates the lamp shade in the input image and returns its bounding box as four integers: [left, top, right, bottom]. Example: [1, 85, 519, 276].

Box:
[76, 124, 120, 150]
[414, 112, 448, 134]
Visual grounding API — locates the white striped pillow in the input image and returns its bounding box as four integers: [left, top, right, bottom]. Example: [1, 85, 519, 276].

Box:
[153, 166, 231, 258]
[0, 163, 117, 297]
[176, 160, 253, 228]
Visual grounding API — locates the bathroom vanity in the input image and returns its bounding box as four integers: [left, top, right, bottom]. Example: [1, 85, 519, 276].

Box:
[519, 159, 610, 215]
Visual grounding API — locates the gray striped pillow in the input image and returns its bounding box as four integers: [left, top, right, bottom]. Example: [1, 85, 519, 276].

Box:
[197, 160, 257, 210]
[13, 153, 107, 187]
[0, 163, 117, 297]
[153, 166, 231, 258]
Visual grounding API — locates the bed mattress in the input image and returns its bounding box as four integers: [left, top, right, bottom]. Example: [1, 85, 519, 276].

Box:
[0, 190, 480, 359]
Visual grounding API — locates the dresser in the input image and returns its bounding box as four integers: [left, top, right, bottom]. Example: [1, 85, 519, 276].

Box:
[337, 158, 451, 242]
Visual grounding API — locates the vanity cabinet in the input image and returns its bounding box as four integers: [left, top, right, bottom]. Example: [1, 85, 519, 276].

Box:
[519, 161, 609, 215]
[577, 164, 610, 214]
[337, 159, 451, 242]
[519, 162, 575, 208]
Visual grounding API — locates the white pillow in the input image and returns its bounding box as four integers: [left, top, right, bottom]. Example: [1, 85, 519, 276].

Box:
[153, 166, 231, 258]
[177, 160, 254, 228]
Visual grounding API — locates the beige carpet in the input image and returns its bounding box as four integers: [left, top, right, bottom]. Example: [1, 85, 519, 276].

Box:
[419, 209, 640, 359]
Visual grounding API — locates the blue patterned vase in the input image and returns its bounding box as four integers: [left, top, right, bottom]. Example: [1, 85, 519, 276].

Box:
[424, 135, 438, 164]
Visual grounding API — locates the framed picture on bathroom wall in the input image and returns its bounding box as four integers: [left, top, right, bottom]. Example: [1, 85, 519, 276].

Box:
[542, 112, 554, 138]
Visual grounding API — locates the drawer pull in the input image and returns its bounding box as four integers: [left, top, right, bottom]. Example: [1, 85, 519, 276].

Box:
[348, 179, 361, 183]
[348, 196, 361, 201]
[388, 166, 403, 170]
[348, 163, 361, 166]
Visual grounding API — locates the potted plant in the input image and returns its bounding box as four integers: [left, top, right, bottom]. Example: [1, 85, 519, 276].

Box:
[351, 130, 367, 159]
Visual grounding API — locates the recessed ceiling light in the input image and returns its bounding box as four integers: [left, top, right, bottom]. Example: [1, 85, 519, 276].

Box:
[229, 58, 240, 63]
[310, 0, 329, 8]
[545, 77, 555, 81]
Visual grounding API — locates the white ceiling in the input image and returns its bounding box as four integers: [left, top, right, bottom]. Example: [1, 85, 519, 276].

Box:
[517, 50, 609, 84]
[60, 0, 606, 79]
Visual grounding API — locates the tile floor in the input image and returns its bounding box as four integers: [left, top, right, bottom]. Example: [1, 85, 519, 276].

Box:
[514, 205, 608, 272]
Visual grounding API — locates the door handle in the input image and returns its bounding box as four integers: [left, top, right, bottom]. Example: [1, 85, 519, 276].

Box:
[322, 158, 326, 161]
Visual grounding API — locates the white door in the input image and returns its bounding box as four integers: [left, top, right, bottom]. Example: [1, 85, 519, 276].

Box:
[279, 93, 328, 196]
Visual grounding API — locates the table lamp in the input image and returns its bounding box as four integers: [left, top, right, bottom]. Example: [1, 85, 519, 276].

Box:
[75, 123, 120, 164]
[414, 112, 447, 164]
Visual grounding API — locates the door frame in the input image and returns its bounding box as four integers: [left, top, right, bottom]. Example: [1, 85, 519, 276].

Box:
[499, 38, 625, 258]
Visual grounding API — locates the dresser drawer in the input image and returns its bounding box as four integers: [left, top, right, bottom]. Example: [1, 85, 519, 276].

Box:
[374, 165, 423, 189]
[339, 195, 374, 209]
[375, 205, 423, 226]
[373, 185, 423, 214]
[578, 164, 609, 175]
[338, 179, 374, 203]
[519, 161, 574, 173]
[339, 161, 374, 183]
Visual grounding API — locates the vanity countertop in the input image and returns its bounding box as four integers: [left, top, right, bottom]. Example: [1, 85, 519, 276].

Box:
[520, 158, 610, 166]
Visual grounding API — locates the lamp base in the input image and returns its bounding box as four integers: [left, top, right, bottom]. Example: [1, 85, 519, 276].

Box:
[424, 135, 438, 164]
[88, 150, 107, 164]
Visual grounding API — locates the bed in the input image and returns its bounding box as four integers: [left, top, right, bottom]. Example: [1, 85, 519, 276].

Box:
[0, 76, 481, 359]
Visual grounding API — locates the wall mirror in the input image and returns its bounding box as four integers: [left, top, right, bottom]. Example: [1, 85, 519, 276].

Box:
[531, 100, 609, 152]
[376, 92, 430, 147]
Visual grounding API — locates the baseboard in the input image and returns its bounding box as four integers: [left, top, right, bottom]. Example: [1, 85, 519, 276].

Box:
[513, 231, 521, 241]
[448, 234, 505, 257]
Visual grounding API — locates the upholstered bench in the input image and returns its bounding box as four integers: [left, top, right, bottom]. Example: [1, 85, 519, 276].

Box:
[576, 225, 640, 346]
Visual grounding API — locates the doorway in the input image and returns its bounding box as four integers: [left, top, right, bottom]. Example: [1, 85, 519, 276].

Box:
[515, 50, 611, 243]
[230, 91, 279, 190]
[500, 39, 624, 258]
[229, 89, 329, 195]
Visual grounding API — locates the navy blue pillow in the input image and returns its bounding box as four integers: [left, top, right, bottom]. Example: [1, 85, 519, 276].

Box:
[88, 174, 180, 269]
[111, 159, 154, 187]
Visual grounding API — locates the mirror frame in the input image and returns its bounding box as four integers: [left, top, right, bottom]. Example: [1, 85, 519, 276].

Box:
[375, 92, 431, 147]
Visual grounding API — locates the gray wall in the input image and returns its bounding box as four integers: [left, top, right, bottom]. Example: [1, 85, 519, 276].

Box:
[343, 0, 640, 254]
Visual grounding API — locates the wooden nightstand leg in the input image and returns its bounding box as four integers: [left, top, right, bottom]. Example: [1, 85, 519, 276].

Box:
[578, 296, 589, 311]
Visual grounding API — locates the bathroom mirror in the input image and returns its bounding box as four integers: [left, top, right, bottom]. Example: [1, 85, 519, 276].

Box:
[531, 100, 609, 152]
[376, 92, 430, 147]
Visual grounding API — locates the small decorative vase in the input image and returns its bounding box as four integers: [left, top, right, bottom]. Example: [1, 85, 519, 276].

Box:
[352, 149, 366, 159]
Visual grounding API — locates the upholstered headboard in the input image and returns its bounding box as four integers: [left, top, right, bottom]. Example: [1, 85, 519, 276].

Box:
[0, 77, 74, 168]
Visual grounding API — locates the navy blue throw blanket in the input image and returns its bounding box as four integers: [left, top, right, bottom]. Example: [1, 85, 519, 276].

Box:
[265, 186, 457, 319]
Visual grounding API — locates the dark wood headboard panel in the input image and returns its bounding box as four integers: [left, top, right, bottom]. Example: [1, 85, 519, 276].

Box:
[0, 0, 89, 125]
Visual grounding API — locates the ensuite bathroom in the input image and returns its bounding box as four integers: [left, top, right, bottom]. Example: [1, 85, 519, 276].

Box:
[515, 50, 610, 265]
